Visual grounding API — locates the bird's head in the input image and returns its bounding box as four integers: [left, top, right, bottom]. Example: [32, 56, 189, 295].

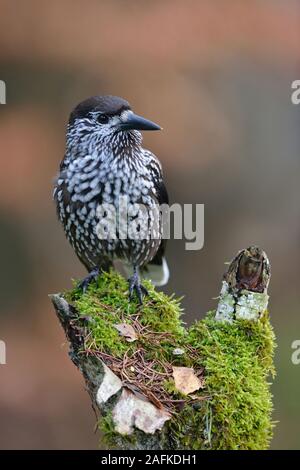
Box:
[67, 95, 161, 153]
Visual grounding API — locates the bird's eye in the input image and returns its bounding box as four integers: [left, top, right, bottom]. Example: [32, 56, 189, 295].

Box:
[97, 114, 109, 124]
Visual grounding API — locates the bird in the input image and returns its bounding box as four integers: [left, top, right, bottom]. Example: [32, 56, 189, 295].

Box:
[54, 95, 169, 303]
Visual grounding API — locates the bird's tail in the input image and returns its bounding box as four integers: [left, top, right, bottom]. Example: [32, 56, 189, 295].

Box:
[140, 256, 169, 286]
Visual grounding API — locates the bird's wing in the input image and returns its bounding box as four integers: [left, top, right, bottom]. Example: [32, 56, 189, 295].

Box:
[141, 151, 170, 286]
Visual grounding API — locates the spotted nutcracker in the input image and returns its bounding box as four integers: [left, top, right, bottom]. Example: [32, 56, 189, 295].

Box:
[54, 95, 169, 303]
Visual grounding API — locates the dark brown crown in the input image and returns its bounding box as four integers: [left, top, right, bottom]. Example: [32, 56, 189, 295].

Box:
[69, 95, 131, 124]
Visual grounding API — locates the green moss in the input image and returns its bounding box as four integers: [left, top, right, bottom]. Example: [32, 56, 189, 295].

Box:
[65, 269, 276, 450]
[66, 270, 185, 359]
[99, 412, 138, 449]
[185, 311, 276, 449]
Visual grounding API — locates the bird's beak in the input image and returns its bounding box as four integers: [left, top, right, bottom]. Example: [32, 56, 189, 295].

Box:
[119, 112, 161, 131]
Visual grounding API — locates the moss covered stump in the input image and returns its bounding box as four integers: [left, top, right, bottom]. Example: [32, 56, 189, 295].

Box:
[51, 246, 276, 450]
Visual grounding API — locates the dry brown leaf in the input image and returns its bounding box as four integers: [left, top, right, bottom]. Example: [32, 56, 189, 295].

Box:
[112, 388, 171, 435]
[172, 366, 204, 395]
[114, 323, 137, 342]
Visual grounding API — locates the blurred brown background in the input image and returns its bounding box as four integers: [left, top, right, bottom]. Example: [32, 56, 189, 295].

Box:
[0, 0, 299, 449]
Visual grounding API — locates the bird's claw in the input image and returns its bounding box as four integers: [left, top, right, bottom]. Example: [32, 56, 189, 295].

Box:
[128, 271, 148, 305]
[78, 267, 100, 293]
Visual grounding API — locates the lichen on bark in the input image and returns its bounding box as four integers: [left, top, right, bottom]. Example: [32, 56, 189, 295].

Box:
[50, 246, 276, 450]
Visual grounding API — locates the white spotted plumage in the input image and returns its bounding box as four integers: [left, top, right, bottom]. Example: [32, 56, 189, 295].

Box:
[54, 96, 169, 288]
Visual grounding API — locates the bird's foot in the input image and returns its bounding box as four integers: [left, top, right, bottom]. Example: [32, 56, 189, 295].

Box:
[78, 266, 100, 293]
[128, 270, 148, 305]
